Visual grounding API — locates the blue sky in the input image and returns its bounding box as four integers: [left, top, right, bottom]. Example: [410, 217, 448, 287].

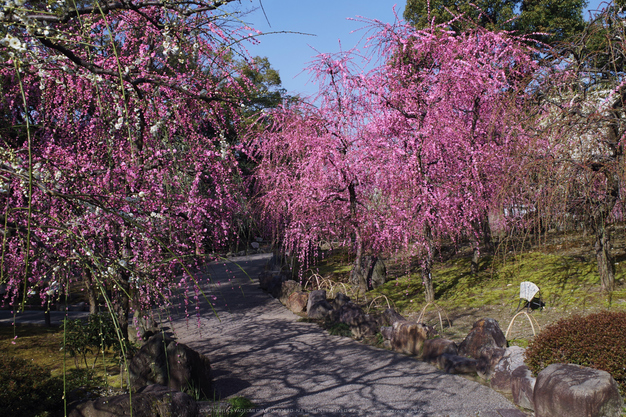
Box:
[232, 0, 609, 99]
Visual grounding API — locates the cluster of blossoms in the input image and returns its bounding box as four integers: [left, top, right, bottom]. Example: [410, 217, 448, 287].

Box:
[252, 19, 540, 300]
[0, 33, 24, 51]
[0, 0, 260, 333]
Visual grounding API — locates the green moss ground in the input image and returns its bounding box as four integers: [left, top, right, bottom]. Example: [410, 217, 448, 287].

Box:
[305, 240, 626, 342]
[344, 251, 626, 313]
[0, 325, 124, 389]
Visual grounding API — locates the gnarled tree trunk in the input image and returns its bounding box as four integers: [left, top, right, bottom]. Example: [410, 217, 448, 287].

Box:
[349, 231, 368, 294]
[595, 225, 615, 292]
[114, 270, 131, 344]
[422, 226, 435, 303]
[471, 213, 494, 275]
[84, 269, 98, 315]
[422, 253, 435, 303]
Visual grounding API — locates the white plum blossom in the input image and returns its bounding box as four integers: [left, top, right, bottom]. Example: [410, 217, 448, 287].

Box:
[149, 122, 163, 136]
[1, 34, 23, 50]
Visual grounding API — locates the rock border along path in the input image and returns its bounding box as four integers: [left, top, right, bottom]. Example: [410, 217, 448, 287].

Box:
[169, 253, 526, 417]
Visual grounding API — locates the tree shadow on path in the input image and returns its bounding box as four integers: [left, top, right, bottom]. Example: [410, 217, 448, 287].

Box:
[170, 254, 523, 417]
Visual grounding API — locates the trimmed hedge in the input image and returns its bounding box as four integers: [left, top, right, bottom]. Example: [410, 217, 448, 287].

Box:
[525, 311, 626, 395]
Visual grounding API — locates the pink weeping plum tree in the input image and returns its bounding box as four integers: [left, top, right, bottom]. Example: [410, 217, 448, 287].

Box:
[251, 18, 539, 301]
[0, 0, 263, 338]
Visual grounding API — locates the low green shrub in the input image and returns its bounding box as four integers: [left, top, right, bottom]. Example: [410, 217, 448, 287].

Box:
[207, 396, 255, 417]
[226, 397, 255, 417]
[0, 356, 64, 417]
[525, 311, 626, 395]
[324, 321, 352, 337]
[64, 368, 106, 396]
[63, 313, 127, 368]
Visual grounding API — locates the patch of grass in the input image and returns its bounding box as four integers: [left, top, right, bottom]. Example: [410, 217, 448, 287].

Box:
[317, 244, 626, 343]
[184, 378, 209, 401]
[206, 396, 255, 417]
[323, 321, 352, 337]
[297, 317, 318, 323]
[410, 251, 624, 312]
[0, 325, 123, 390]
[290, 248, 355, 284]
[508, 338, 530, 348]
[0, 356, 64, 417]
[226, 396, 255, 417]
[368, 273, 425, 314]
[375, 332, 384, 347]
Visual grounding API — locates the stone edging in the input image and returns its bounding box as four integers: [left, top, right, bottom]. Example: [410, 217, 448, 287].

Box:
[260, 267, 624, 417]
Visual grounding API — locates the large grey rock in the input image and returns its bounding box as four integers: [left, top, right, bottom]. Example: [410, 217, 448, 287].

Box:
[337, 302, 378, 338]
[68, 384, 197, 417]
[68, 302, 87, 311]
[421, 338, 458, 363]
[277, 280, 301, 304]
[385, 320, 435, 356]
[476, 346, 506, 380]
[307, 301, 333, 319]
[306, 289, 326, 310]
[266, 252, 290, 275]
[458, 318, 507, 359]
[285, 291, 308, 313]
[380, 326, 393, 346]
[511, 365, 536, 411]
[380, 308, 406, 326]
[268, 274, 289, 297]
[259, 267, 291, 295]
[306, 290, 333, 319]
[437, 353, 478, 375]
[257, 271, 275, 290]
[331, 293, 351, 310]
[490, 346, 527, 393]
[129, 312, 159, 344]
[534, 363, 623, 417]
[128, 334, 212, 398]
[351, 316, 379, 339]
[337, 302, 365, 326]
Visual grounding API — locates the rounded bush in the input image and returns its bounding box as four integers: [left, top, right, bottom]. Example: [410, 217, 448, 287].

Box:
[525, 311, 626, 395]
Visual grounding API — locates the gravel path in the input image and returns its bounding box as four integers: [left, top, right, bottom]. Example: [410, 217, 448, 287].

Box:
[169, 254, 526, 417]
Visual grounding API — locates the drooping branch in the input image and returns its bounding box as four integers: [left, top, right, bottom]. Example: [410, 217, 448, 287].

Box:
[3, 0, 237, 25]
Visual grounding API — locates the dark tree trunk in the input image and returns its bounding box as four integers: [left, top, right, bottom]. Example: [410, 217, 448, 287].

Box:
[471, 246, 480, 275]
[114, 271, 130, 344]
[422, 253, 435, 303]
[347, 181, 371, 294]
[85, 270, 98, 315]
[595, 225, 615, 292]
[471, 213, 493, 275]
[588, 177, 618, 294]
[422, 227, 435, 303]
[591, 88, 625, 293]
[350, 253, 386, 292]
[349, 232, 368, 294]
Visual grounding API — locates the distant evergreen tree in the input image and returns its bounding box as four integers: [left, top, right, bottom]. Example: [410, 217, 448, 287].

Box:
[404, 0, 587, 44]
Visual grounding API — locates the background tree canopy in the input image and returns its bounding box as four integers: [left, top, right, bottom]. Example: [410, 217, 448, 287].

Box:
[403, 0, 588, 44]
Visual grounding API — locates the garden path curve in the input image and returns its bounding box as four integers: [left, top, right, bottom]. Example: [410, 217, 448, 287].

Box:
[170, 253, 526, 417]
